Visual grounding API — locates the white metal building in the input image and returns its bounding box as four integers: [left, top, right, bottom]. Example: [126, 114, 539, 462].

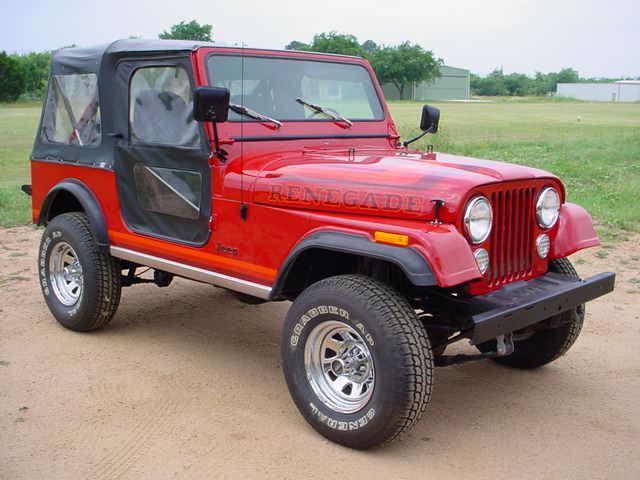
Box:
[557, 80, 640, 102]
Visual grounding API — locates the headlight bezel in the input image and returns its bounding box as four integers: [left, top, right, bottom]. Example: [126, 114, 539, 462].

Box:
[463, 195, 493, 244]
[536, 187, 561, 229]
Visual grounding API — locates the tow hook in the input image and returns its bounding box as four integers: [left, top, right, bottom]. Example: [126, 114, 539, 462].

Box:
[434, 333, 515, 367]
[495, 333, 514, 357]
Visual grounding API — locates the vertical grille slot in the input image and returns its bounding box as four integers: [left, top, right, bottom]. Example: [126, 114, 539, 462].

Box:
[488, 186, 535, 287]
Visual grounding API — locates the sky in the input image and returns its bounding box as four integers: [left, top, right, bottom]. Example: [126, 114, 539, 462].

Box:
[1, 0, 638, 78]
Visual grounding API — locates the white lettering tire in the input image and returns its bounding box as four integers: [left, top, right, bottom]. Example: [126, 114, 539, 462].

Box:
[281, 274, 433, 449]
[39, 212, 121, 331]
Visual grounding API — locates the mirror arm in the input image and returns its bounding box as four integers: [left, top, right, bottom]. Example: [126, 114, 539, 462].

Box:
[211, 121, 227, 163]
[401, 126, 434, 148]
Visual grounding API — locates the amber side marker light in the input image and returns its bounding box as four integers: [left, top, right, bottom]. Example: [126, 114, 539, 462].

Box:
[374, 231, 409, 247]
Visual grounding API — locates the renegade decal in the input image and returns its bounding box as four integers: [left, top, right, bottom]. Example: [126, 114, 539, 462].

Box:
[268, 185, 425, 214]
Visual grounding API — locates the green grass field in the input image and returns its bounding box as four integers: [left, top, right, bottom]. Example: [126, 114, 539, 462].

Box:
[1, 100, 639, 236]
[392, 100, 640, 238]
[0, 102, 39, 227]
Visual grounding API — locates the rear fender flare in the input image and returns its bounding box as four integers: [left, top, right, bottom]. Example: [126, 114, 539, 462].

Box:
[38, 179, 109, 251]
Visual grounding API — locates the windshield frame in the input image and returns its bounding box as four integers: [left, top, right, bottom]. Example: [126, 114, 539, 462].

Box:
[204, 52, 386, 124]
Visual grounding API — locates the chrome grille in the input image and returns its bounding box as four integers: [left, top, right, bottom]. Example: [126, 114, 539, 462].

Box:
[488, 187, 536, 287]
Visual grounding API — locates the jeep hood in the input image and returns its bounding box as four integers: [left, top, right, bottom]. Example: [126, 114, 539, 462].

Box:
[251, 149, 559, 222]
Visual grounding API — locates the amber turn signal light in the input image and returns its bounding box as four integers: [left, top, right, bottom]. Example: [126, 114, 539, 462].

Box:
[374, 231, 409, 247]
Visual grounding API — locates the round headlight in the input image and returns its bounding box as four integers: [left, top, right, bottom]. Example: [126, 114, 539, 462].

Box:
[536, 187, 560, 229]
[464, 196, 493, 244]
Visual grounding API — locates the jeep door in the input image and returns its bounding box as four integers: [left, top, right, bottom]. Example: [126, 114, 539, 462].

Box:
[114, 57, 211, 245]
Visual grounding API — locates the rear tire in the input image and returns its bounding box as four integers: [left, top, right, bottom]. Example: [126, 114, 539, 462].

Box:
[281, 274, 433, 449]
[477, 257, 584, 369]
[38, 212, 121, 331]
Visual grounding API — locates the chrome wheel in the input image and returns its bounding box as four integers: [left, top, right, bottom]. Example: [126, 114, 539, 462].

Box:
[49, 241, 83, 306]
[304, 321, 375, 414]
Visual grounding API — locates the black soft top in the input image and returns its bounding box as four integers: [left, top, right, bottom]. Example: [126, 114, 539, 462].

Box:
[50, 39, 216, 75]
[51, 39, 361, 75]
[33, 39, 217, 168]
[34, 40, 362, 168]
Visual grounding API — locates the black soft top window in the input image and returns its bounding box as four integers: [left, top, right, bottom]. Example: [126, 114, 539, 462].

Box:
[41, 73, 101, 147]
[207, 56, 384, 122]
[129, 66, 200, 146]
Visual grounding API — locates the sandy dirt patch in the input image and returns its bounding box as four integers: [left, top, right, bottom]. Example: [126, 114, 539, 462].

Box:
[1, 226, 639, 479]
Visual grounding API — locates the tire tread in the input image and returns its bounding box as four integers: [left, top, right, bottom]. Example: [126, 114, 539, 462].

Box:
[44, 212, 121, 331]
[298, 274, 433, 445]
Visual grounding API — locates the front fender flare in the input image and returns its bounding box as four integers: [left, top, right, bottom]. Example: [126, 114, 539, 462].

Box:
[38, 179, 109, 251]
[271, 231, 437, 299]
[550, 203, 600, 259]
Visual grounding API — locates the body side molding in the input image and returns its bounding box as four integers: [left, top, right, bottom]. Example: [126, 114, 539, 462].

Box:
[110, 246, 272, 299]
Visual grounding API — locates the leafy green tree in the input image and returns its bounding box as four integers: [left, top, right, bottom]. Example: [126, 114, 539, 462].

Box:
[471, 69, 507, 96]
[0, 51, 26, 102]
[370, 42, 442, 99]
[470, 73, 482, 92]
[12, 51, 51, 99]
[159, 20, 213, 41]
[361, 40, 379, 56]
[530, 72, 554, 95]
[296, 32, 364, 56]
[285, 40, 309, 51]
[556, 68, 580, 84]
[504, 72, 532, 96]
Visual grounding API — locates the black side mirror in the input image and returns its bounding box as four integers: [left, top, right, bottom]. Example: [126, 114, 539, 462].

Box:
[420, 104, 440, 133]
[401, 104, 441, 147]
[193, 87, 230, 122]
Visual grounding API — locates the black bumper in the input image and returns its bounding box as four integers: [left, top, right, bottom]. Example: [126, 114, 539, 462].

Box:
[467, 271, 615, 345]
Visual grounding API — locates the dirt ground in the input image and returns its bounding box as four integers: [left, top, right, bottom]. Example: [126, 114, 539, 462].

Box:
[1, 226, 639, 480]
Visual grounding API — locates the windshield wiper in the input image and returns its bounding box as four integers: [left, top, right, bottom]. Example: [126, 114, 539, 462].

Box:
[229, 103, 282, 129]
[296, 98, 353, 128]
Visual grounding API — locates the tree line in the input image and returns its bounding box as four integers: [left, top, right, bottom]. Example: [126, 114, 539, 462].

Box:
[0, 51, 52, 102]
[286, 32, 442, 99]
[469, 68, 635, 96]
[0, 23, 441, 103]
[0, 20, 214, 103]
[1, 20, 635, 102]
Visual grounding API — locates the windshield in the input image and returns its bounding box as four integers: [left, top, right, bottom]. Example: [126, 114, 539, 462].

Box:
[206, 55, 384, 122]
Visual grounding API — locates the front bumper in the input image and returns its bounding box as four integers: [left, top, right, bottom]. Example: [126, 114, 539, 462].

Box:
[467, 271, 615, 345]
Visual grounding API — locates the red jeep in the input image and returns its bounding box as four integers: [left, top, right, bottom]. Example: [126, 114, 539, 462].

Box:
[26, 39, 615, 449]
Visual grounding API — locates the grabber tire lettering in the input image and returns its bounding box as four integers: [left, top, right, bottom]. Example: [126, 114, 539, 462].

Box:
[281, 274, 434, 449]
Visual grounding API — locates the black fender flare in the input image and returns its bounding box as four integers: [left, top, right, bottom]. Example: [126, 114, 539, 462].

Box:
[38, 179, 109, 251]
[271, 231, 436, 299]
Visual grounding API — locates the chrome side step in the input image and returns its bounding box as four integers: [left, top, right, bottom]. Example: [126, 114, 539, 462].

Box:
[110, 246, 272, 300]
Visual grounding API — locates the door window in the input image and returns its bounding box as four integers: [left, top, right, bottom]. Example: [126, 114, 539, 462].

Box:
[129, 66, 200, 146]
[133, 164, 201, 220]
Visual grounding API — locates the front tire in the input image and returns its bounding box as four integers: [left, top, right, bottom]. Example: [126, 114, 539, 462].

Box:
[281, 275, 433, 449]
[477, 257, 585, 369]
[39, 212, 121, 331]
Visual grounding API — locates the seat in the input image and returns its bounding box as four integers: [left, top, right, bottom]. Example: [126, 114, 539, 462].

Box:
[132, 89, 198, 146]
